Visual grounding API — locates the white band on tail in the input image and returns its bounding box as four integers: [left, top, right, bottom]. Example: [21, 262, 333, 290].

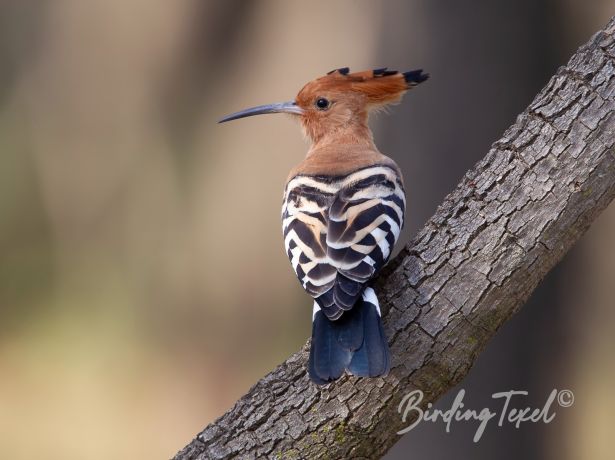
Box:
[361, 287, 381, 316]
[312, 301, 321, 321]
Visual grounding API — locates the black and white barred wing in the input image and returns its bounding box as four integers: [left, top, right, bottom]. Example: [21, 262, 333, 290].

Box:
[322, 166, 405, 313]
[283, 166, 405, 319]
[282, 177, 337, 300]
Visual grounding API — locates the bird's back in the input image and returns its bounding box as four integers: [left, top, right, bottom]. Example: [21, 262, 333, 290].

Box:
[282, 149, 405, 319]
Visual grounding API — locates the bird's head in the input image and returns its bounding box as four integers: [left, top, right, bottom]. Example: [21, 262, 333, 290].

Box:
[219, 67, 428, 145]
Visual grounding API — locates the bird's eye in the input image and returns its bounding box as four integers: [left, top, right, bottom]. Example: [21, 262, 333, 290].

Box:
[315, 98, 330, 110]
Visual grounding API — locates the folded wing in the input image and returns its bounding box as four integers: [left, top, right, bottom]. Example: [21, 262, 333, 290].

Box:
[283, 164, 405, 319]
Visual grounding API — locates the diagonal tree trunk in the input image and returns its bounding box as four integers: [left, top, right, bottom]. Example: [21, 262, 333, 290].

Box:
[174, 16, 615, 460]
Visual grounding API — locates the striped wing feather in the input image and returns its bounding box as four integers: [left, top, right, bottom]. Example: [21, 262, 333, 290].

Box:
[283, 165, 404, 320]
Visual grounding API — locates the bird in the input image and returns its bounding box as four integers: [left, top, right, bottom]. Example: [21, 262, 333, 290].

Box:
[219, 67, 428, 384]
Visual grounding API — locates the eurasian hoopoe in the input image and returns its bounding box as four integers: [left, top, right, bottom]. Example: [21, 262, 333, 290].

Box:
[220, 67, 428, 384]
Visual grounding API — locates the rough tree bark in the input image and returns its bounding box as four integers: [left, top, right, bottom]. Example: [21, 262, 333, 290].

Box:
[175, 17, 615, 460]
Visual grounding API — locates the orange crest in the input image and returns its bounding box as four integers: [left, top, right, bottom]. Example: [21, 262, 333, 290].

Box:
[296, 67, 428, 109]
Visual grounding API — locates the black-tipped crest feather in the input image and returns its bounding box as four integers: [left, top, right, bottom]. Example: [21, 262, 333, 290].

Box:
[403, 69, 430, 85]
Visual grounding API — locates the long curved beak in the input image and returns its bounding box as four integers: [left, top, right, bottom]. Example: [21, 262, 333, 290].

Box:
[218, 101, 303, 123]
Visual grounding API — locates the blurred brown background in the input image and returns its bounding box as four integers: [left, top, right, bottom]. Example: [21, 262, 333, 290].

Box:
[0, 1, 613, 459]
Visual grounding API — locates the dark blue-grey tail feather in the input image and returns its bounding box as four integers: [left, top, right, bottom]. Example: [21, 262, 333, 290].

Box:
[309, 312, 352, 383]
[335, 300, 364, 350]
[308, 297, 390, 385]
[347, 302, 390, 377]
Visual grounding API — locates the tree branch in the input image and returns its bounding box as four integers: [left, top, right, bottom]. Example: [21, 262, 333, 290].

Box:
[175, 17, 615, 460]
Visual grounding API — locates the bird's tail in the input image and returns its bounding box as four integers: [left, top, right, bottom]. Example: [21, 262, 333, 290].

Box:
[308, 287, 390, 385]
